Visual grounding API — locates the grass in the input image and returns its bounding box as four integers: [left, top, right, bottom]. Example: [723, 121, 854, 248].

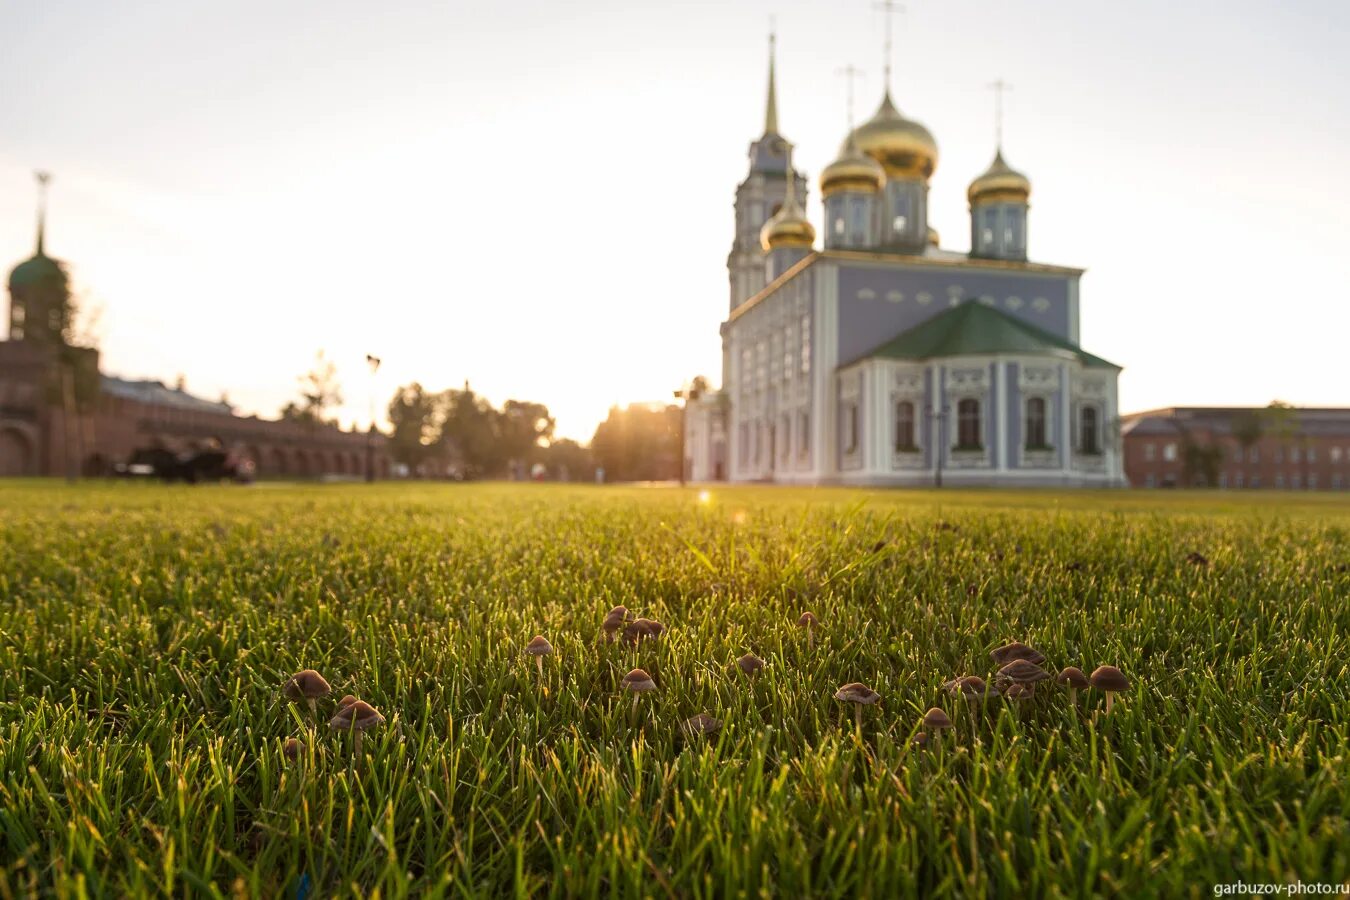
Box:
[0, 481, 1348, 897]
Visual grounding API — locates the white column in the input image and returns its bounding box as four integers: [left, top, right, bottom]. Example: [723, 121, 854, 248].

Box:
[812, 265, 838, 480]
[1060, 363, 1073, 476]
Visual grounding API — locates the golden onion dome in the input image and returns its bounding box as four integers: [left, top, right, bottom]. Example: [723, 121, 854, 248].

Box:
[820, 132, 885, 198]
[760, 176, 816, 251]
[848, 91, 938, 180]
[968, 150, 1031, 206]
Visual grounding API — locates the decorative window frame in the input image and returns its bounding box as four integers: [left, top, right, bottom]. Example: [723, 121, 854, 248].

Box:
[890, 366, 925, 470]
[943, 363, 992, 468]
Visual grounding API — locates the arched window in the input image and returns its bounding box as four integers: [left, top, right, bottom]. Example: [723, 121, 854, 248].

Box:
[1025, 397, 1047, 448]
[957, 398, 981, 449]
[1080, 405, 1100, 454]
[843, 404, 859, 454]
[894, 400, 916, 451]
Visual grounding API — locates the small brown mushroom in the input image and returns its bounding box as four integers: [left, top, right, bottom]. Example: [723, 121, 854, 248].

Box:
[336, 694, 358, 713]
[525, 635, 553, 677]
[922, 708, 953, 738]
[943, 675, 991, 701]
[737, 653, 765, 677]
[1003, 682, 1035, 701]
[602, 605, 630, 640]
[990, 642, 1047, 667]
[997, 658, 1051, 686]
[797, 611, 819, 649]
[283, 737, 303, 762]
[621, 667, 657, 712]
[1089, 665, 1131, 714]
[1056, 666, 1090, 704]
[623, 618, 666, 646]
[329, 699, 385, 759]
[282, 669, 332, 718]
[682, 713, 722, 737]
[911, 731, 929, 749]
[1185, 551, 1209, 567]
[833, 682, 880, 729]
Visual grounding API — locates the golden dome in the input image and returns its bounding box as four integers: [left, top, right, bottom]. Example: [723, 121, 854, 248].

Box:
[848, 91, 938, 180]
[760, 202, 816, 251]
[968, 150, 1030, 206]
[927, 226, 940, 246]
[820, 132, 885, 198]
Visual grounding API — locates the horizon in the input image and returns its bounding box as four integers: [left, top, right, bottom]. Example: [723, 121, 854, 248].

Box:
[4, 0, 1349, 441]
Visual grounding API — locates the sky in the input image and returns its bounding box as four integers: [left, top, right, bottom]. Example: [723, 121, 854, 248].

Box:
[3, 0, 1349, 441]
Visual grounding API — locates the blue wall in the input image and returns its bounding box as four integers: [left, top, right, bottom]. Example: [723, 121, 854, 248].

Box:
[836, 262, 1074, 365]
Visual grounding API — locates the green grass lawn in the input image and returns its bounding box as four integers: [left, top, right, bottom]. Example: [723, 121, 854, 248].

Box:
[1, 481, 1348, 897]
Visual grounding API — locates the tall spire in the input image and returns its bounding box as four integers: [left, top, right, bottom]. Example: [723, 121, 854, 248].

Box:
[34, 171, 51, 257]
[764, 31, 779, 135]
[874, 0, 903, 95]
[987, 78, 1012, 151]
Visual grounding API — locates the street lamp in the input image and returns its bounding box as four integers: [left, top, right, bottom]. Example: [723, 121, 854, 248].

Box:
[365, 354, 381, 482]
[927, 403, 949, 489]
[674, 382, 703, 487]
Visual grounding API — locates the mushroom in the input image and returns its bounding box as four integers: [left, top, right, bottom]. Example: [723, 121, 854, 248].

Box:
[996, 658, 1051, 688]
[682, 713, 722, 737]
[990, 642, 1047, 667]
[623, 618, 666, 646]
[336, 694, 358, 713]
[922, 707, 953, 740]
[797, 611, 819, 649]
[1003, 682, 1035, 701]
[621, 667, 657, 713]
[911, 731, 930, 749]
[943, 675, 991, 701]
[833, 682, 880, 730]
[602, 605, 629, 640]
[283, 737, 303, 762]
[737, 653, 765, 677]
[1055, 666, 1090, 704]
[1185, 551, 1209, 567]
[328, 699, 384, 759]
[1089, 665, 1131, 714]
[525, 635, 553, 678]
[282, 669, 332, 718]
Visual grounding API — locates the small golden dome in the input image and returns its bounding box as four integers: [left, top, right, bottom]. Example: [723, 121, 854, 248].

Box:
[821, 132, 885, 198]
[760, 178, 816, 251]
[849, 91, 938, 180]
[968, 150, 1030, 206]
[927, 226, 940, 246]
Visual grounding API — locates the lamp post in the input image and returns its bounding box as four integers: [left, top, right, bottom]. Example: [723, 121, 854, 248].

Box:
[674, 383, 703, 487]
[365, 354, 381, 482]
[927, 403, 948, 489]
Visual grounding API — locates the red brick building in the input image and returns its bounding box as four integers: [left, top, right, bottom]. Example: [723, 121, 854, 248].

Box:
[1, 179, 390, 479]
[1121, 407, 1350, 490]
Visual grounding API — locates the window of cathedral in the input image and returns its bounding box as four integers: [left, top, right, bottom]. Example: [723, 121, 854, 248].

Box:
[957, 399, 982, 449]
[1025, 397, 1049, 449]
[834, 218, 845, 235]
[843, 404, 859, 454]
[893, 215, 908, 232]
[1080, 406, 1101, 455]
[894, 401, 917, 452]
[798, 411, 810, 458]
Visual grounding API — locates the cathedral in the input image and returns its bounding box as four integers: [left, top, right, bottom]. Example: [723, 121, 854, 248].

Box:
[685, 41, 1125, 487]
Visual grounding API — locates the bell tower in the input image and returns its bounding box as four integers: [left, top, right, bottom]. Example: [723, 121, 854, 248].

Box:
[7, 172, 73, 347]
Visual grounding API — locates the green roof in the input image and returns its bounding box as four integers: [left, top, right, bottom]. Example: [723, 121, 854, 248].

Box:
[8, 253, 67, 289]
[847, 300, 1120, 369]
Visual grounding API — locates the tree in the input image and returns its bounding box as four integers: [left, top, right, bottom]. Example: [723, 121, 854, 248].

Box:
[590, 403, 681, 482]
[498, 400, 556, 470]
[387, 382, 443, 471]
[283, 351, 343, 425]
[440, 383, 501, 478]
[541, 438, 594, 481]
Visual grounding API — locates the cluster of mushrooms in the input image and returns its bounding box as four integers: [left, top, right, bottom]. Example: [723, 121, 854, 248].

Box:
[280, 670, 385, 761]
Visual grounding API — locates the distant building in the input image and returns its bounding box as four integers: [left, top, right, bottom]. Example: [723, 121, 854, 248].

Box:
[0, 176, 390, 479]
[685, 40, 1124, 487]
[1121, 407, 1350, 490]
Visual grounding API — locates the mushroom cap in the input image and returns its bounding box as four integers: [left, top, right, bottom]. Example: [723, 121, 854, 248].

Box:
[328, 699, 384, 732]
[990, 642, 1047, 667]
[623, 618, 666, 645]
[336, 694, 358, 712]
[525, 635, 553, 656]
[1089, 665, 1130, 692]
[797, 611, 818, 627]
[943, 675, 990, 698]
[1003, 682, 1035, 700]
[997, 658, 1051, 684]
[1056, 666, 1090, 689]
[911, 731, 930, 748]
[922, 707, 953, 730]
[283, 737, 304, 760]
[602, 605, 630, 632]
[682, 713, 722, 736]
[833, 682, 880, 705]
[737, 653, 766, 675]
[283, 669, 332, 701]
[621, 668, 657, 693]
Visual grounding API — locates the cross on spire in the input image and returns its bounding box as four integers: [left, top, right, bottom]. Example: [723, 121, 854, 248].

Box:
[34, 171, 51, 256]
[764, 27, 779, 135]
[836, 65, 865, 131]
[873, 0, 904, 92]
[987, 78, 1012, 150]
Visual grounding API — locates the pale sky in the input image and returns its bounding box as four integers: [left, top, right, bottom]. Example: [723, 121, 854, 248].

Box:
[3, 0, 1348, 440]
